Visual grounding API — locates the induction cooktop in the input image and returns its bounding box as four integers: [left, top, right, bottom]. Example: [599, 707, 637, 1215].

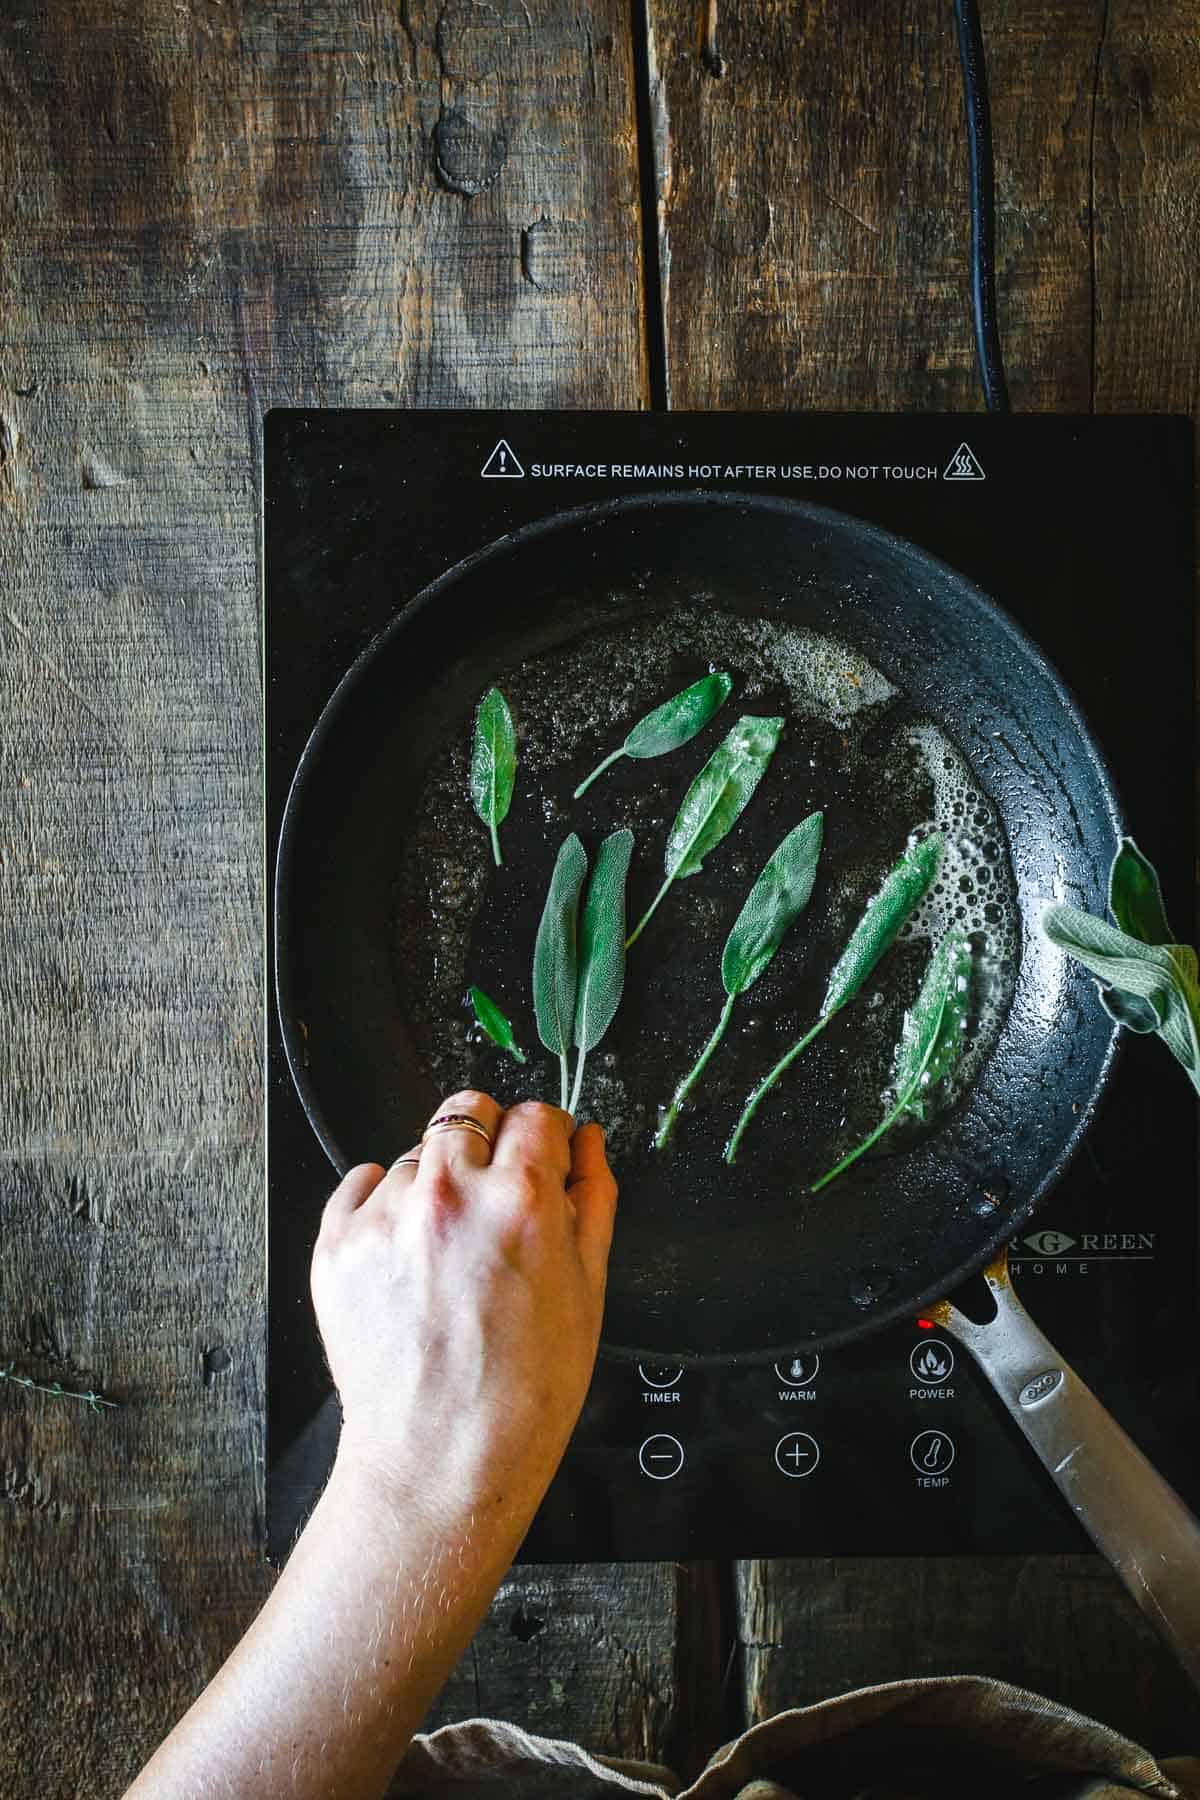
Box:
[264, 411, 1195, 1566]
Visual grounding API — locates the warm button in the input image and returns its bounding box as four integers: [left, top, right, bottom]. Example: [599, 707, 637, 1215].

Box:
[775, 1352, 821, 1388]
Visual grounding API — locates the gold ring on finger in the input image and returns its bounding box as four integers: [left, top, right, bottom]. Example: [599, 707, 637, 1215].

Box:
[422, 1113, 494, 1148]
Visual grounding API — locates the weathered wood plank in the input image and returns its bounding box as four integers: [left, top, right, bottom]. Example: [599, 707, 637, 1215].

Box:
[648, 0, 1200, 1750]
[736, 1556, 1200, 1750]
[1091, 4, 1199, 416]
[0, 3, 650, 1792]
[424, 1561, 685, 1759]
[646, 0, 1103, 412]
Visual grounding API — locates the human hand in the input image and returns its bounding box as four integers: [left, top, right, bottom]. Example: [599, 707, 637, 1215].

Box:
[310, 1091, 617, 1541]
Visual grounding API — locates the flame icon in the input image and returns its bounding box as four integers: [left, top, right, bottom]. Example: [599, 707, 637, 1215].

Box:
[917, 1346, 948, 1380]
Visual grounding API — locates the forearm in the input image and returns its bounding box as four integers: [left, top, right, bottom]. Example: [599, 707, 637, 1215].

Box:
[125, 1455, 529, 1800]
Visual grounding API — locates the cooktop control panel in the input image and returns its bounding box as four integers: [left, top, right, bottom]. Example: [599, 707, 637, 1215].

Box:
[265, 412, 1196, 1566]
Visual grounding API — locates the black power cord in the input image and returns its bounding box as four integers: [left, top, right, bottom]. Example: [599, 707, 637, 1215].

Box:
[953, 0, 1011, 412]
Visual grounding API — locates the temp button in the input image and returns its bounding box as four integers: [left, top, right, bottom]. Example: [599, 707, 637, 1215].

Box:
[910, 1430, 956, 1478]
[638, 1434, 684, 1480]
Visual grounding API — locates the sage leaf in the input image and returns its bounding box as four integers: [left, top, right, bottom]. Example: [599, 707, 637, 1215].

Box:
[722, 813, 826, 997]
[570, 828, 635, 1114]
[725, 832, 944, 1163]
[1041, 906, 1194, 1007]
[627, 714, 784, 946]
[821, 832, 945, 1015]
[810, 928, 972, 1193]
[1098, 987, 1159, 1035]
[1042, 892, 1200, 1094]
[467, 985, 527, 1064]
[1108, 836, 1173, 945]
[575, 672, 734, 797]
[470, 687, 517, 866]
[655, 813, 825, 1149]
[533, 833, 587, 1109]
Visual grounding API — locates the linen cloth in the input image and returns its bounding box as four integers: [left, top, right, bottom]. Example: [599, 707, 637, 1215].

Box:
[389, 1675, 1199, 1799]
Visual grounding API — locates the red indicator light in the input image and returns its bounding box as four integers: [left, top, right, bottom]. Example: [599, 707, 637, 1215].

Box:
[917, 1317, 935, 1330]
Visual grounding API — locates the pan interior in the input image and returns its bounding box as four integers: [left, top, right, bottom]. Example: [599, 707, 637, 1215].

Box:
[277, 495, 1120, 1360]
[397, 601, 1022, 1334]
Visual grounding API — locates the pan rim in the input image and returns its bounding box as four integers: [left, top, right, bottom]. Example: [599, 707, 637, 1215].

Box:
[274, 487, 1125, 1360]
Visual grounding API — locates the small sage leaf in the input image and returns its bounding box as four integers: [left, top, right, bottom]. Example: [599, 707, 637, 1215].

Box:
[574, 672, 733, 798]
[811, 929, 972, 1192]
[574, 829, 634, 1053]
[1108, 837, 1173, 946]
[822, 833, 945, 1015]
[628, 714, 784, 946]
[1099, 986, 1160, 1035]
[533, 834, 587, 1107]
[470, 687, 517, 866]
[467, 985, 527, 1063]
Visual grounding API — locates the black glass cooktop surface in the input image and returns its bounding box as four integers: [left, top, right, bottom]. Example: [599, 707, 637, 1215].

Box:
[264, 412, 1195, 1565]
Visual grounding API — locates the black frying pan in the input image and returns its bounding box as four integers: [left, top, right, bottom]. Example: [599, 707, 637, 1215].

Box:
[275, 492, 1120, 1363]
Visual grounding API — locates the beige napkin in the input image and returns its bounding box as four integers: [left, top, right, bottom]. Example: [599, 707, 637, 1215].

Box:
[388, 1675, 1199, 1799]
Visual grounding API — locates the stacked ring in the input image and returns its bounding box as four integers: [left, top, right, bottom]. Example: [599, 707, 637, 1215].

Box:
[422, 1113, 495, 1148]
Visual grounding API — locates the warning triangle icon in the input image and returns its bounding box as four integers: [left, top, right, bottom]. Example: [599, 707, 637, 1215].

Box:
[481, 439, 524, 478]
[943, 442, 985, 481]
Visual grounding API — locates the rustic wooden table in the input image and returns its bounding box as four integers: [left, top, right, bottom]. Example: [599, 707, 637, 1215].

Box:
[2, 4, 1198, 1793]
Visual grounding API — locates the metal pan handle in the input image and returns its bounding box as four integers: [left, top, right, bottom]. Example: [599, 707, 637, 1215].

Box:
[934, 1250, 1200, 1690]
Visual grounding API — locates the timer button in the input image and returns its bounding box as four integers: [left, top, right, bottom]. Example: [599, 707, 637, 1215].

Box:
[639, 1363, 684, 1389]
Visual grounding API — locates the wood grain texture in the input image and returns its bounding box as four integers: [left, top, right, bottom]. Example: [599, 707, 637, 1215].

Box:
[646, 0, 1106, 411]
[422, 1561, 684, 1757]
[646, 0, 1200, 1751]
[0, 3, 647, 1794]
[736, 1555, 1200, 1751]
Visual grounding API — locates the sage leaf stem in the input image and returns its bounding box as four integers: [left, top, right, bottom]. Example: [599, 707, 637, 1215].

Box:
[627, 714, 784, 946]
[574, 671, 733, 798]
[656, 813, 824, 1150]
[723, 1016, 826, 1164]
[655, 993, 737, 1150]
[724, 832, 944, 1162]
[810, 929, 972, 1193]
